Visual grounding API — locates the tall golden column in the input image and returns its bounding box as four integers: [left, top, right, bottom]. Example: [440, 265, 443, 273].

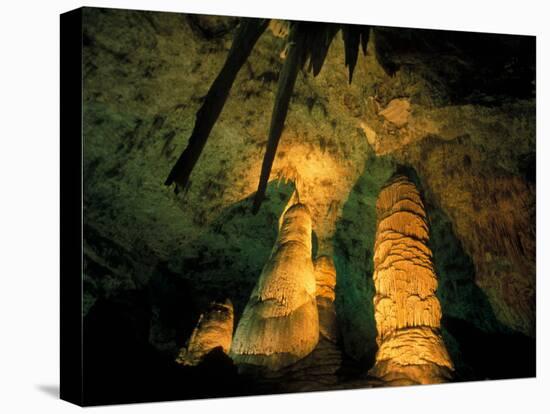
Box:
[369, 175, 453, 385]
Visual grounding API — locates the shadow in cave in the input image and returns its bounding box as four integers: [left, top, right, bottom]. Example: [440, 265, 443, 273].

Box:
[373, 28, 535, 107]
[402, 165, 536, 381]
[170, 179, 296, 321]
[428, 205, 536, 381]
[332, 152, 397, 373]
[147, 179, 297, 357]
[83, 289, 256, 405]
[82, 179, 296, 405]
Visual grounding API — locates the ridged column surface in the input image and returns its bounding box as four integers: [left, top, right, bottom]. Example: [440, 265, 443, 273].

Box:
[230, 203, 319, 370]
[369, 175, 453, 384]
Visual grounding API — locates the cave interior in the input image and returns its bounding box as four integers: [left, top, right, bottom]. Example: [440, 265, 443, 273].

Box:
[81, 7, 536, 405]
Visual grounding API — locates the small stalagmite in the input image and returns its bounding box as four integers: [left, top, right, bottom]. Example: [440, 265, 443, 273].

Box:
[176, 299, 234, 366]
[369, 175, 453, 385]
[230, 203, 319, 370]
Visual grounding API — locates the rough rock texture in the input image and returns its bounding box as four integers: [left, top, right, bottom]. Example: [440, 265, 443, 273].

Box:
[396, 141, 536, 337]
[378, 98, 411, 128]
[176, 299, 234, 366]
[81, 8, 535, 400]
[370, 327, 453, 385]
[247, 255, 349, 392]
[249, 337, 347, 393]
[230, 203, 319, 370]
[315, 255, 339, 342]
[369, 175, 453, 384]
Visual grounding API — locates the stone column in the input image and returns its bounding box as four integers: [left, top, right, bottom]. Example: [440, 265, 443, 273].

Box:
[314, 255, 339, 343]
[240, 255, 342, 392]
[176, 299, 234, 366]
[230, 203, 319, 371]
[369, 175, 453, 385]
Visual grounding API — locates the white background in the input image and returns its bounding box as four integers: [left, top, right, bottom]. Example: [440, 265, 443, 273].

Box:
[0, 0, 548, 412]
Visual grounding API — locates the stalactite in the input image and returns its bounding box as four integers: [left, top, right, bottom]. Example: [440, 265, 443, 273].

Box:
[165, 18, 372, 211]
[252, 23, 371, 213]
[165, 18, 269, 192]
[369, 175, 453, 385]
[252, 24, 307, 213]
[230, 203, 319, 370]
[176, 299, 234, 366]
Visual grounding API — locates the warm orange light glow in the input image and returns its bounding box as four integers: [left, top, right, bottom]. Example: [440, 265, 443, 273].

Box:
[369, 175, 453, 385]
[230, 203, 319, 370]
[176, 299, 234, 366]
[314, 256, 338, 342]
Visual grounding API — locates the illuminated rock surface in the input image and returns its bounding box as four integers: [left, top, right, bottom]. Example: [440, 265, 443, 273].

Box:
[378, 98, 411, 128]
[176, 299, 234, 366]
[400, 151, 536, 337]
[369, 175, 454, 384]
[80, 10, 535, 403]
[251, 255, 346, 392]
[315, 255, 339, 342]
[230, 203, 319, 370]
[82, 11, 535, 343]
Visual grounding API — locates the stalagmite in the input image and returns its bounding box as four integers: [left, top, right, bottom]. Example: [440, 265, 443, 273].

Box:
[314, 256, 338, 343]
[230, 203, 319, 370]
[246, 255, 342, 392]
[369, 175, 453, 384]
[176, 299, 234, 366]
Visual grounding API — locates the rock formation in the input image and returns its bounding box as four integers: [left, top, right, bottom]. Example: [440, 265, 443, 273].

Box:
[378, 98, 411, 128]
[230, 203, 319, 370]
[315, 255, 339, 343]
[369, 175, 454, 384]
[176, 299, 234, 366]
[81, 10, 536, 396]
[249, 255, 345, 392]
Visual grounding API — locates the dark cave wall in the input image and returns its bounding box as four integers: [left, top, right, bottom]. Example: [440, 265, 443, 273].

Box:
[81, 7, 536, 400]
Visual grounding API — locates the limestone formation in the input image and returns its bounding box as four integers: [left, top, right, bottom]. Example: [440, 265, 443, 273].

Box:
[230, 203, 319, 370]
[247, 255, 343, 392]
[379, 98, 411, 128]
[314, 255, 338, 343]
[176, 299, 234, 366]
[369, 175, 453, 384]
[83, 9, 535, 387]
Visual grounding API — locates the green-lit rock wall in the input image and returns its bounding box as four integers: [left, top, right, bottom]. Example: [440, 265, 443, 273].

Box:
[82, 7, 535, 387]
